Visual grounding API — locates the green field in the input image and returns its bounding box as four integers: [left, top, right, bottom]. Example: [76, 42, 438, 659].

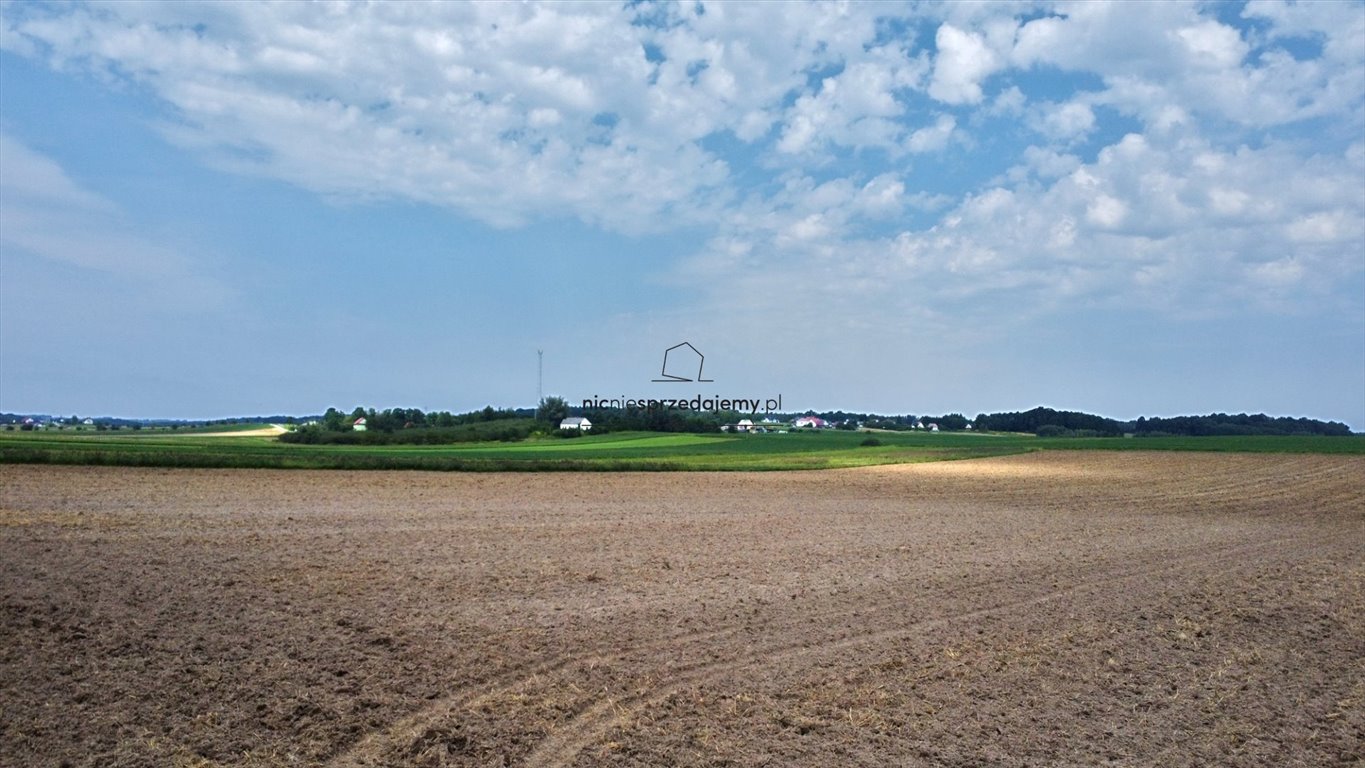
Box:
[1, 428, 1361, 472]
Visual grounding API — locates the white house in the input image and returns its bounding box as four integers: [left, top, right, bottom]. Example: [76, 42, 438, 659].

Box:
[560, 417, 592, 431]
[82, 418, 94, 426]
[352, 417, 368, 432]
[928, 423, 939, 432]
[736, 419, 755, 432]
[793, 416, 828, 429]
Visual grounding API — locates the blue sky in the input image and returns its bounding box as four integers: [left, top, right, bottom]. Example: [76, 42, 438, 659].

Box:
[1, 1, 1362, 427]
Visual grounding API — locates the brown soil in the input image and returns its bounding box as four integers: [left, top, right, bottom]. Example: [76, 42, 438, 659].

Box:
[1, 452, 1361, 767]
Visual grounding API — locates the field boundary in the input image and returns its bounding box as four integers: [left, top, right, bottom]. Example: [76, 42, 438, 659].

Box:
[1, 430, 1361, 472]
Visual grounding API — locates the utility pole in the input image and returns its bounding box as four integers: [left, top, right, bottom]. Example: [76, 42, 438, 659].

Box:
[537, 349, 543, 406]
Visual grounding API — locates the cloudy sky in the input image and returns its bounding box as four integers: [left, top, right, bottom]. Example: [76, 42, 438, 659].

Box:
[1, 1, 1362, 426]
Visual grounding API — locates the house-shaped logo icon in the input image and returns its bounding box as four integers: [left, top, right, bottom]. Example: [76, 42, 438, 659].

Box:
[652, 341, 713, 382]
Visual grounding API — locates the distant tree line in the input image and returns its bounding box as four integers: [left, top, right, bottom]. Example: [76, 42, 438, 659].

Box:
[281, 405, 534, 445]
[970, 407, 1352, 438]
[545, 395, 735, 434]
[318, 405, 526, 432]
[973, 407, 1125, 436]
[580, 406, 725, 434]
[821, 412, 969, 430]
[200, 415, 316, 426]
[1133, 413, 1352, 437]
[6, 405, 1354, 440]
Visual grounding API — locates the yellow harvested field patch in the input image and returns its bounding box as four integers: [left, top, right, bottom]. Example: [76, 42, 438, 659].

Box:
[189, 424, 289, 437]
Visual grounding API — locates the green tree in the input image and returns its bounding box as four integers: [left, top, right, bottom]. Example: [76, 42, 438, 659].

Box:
[323, 408, 346, 431]
[537, 396, 569, 426]
[937, 413, 969, 430]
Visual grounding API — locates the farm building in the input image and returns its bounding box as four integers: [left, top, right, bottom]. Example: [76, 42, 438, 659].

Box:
[736, 419, 755, 432]
[352, 417, 368, 432]
[793, 416, 828, 429]
[560, 417, 592, 431]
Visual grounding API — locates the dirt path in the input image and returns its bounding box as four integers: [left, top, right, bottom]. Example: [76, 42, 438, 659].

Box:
[1, 452, 1361, 767]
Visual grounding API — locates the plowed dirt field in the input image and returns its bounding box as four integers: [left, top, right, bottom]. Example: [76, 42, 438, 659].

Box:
[2, 452, 1362, 767]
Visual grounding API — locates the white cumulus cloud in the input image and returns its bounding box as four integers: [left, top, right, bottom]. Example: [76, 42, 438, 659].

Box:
[928, 23, 1002, 105]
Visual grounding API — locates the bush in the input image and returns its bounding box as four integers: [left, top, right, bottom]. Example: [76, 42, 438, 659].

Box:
[859, 436, 883, 447]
